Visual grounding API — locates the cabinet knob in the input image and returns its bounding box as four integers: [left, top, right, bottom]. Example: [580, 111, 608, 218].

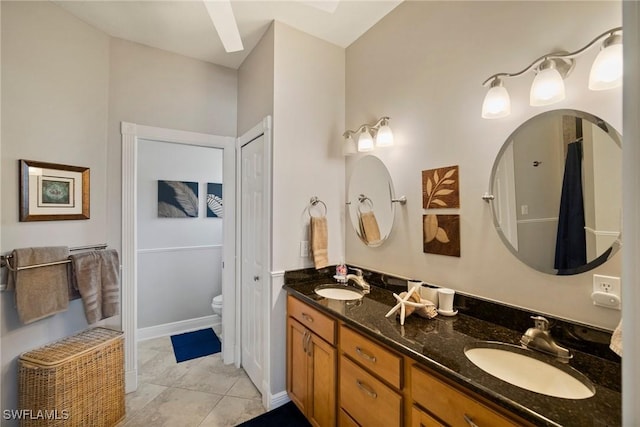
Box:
[253, 275, 260, 281]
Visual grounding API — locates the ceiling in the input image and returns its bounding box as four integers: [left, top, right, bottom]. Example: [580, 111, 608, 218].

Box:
[54, 0, 404, 69]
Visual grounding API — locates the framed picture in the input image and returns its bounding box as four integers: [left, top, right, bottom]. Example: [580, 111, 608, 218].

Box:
[206, 183, 223, 218]
[157, 180, 199, 218]
[19, 159, 90, 222]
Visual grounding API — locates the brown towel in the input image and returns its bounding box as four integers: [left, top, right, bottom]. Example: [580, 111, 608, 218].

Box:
[70, 249, 120, 324]
[359, 211, 381, 244]
[310, 216, 329, 269]
[610, 320, 622, 356]
[6, 246, 70, 324]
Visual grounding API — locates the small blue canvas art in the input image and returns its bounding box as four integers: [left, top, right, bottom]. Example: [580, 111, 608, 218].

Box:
[207, 183, 223, 218]
[158, 180, 199, 218]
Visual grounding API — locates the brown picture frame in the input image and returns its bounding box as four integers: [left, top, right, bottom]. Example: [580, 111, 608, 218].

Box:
[19, 159, 90, 221]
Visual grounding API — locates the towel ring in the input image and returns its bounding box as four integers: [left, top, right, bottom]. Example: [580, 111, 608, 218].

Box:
[309, 196, 327, 218]
[357, 194, 374, 214]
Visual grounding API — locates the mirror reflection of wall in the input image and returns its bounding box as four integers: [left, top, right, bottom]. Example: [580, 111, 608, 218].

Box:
[491, 110, 621, 275]
[347, 156, 396, 247]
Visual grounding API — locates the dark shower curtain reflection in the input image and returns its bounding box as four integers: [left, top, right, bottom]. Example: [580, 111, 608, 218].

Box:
[554, 139, 587, 274]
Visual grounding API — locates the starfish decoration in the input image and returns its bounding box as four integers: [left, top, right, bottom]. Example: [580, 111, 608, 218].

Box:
[384, 286, 427, 325]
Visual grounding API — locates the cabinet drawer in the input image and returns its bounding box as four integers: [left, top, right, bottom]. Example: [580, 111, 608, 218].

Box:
[288, 295, 336, 345]
[340, 325, 402, 388]
[411, 365, 520, 427]
[340, 356, 402, 427]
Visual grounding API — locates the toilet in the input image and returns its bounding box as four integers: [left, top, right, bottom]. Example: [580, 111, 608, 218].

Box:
[211, 294, 223, 316]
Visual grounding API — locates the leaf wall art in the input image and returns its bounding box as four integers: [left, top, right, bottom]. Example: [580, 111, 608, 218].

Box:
[423, 214, 460, 257]
[422, 165, 459, 209]
[158, 180, 199, 218]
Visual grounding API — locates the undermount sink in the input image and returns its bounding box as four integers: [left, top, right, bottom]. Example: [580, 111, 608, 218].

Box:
[314, 284, 364, 301]
[464, 341, 595, 399]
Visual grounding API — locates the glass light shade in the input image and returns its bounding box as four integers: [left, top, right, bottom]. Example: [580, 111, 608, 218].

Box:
[530, 65, 565, 106]
[375, 124, 394, 147]
[589, 43, 622, 90]
[482, 85, 511, 119]
[342, 134, 357, 156]
[357, 130, 374, 152]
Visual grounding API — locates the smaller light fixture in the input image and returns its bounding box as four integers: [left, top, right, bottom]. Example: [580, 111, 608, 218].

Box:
[481, 77, 511, 119]
[342, 134, 357, 156]
[589, 33, 623, 91]
[358, 129, 374, 152]
[530, 59, 566, 107]
[342, 117, 393, 155]
[375, 118, 394, 147]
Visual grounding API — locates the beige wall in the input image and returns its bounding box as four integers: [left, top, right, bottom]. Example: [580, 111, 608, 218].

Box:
[237, 23, 274, 137]
[345, 1, 622, 330]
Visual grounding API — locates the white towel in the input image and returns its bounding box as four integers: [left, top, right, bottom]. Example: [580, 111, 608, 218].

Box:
[610, 319, 622, 356]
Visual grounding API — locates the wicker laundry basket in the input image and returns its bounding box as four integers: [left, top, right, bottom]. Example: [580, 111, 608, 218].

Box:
[18, 327, 125, 427]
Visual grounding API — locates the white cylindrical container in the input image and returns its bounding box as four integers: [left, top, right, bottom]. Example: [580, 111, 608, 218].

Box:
[407, 280, 422, 293]
[438, 288, 455, 312]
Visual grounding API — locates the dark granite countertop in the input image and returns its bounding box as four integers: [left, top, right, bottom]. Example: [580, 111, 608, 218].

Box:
[284, 268, 621, 427]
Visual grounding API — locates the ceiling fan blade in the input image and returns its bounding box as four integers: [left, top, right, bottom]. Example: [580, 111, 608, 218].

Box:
[203, 0, 244, 53]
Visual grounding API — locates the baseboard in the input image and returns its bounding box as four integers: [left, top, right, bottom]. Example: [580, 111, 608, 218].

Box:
[125, 369, 138, 394]
[137, 315, 221, 341]
[268, 390, 290, 410]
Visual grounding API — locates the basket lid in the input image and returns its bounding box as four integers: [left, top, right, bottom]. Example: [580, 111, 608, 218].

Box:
[19, 327, 123, 367]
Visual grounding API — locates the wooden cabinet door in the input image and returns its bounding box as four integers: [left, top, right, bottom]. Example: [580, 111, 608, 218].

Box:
[308, 334, 337, 427]
[287, 317, 309, 414]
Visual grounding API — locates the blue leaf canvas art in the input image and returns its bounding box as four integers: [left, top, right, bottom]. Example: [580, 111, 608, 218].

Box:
[158, 180, 199, 218]
[207, 183, 223, 218]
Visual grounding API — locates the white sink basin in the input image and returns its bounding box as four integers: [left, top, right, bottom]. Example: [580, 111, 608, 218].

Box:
[314, 285, 364, 301]
[464, 342, 595, 399]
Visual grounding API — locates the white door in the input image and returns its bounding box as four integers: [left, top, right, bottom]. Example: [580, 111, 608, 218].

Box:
[240, 135, 265, 390]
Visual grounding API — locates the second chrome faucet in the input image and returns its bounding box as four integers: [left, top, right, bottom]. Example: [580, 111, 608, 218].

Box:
[521, 315, 573, 362]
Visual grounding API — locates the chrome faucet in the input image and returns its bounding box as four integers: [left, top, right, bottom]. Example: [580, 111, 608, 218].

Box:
[520, 316, 572, 362]
[346, 268, 370, 294]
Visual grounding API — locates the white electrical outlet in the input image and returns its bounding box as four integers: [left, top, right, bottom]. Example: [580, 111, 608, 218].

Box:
[592, 274, 621, 309]
[300, 241, 310, 257]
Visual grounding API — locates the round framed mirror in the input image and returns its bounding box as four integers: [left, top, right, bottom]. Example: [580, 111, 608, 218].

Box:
[347, 155, 397, 247]
[489, 109, 621, 275]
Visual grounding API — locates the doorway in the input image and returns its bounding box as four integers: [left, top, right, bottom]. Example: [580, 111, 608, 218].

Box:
[121, 122, 235, 393]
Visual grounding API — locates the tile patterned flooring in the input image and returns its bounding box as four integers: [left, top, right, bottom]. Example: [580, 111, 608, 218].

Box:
[118, 326, 266, 427]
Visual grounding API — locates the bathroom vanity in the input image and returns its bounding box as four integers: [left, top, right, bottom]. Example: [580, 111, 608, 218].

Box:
[284, 268, 621, 427]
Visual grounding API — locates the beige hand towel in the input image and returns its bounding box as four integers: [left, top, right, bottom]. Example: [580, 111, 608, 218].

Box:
[359, 211, 381, 244]
[6, 246, 70, 324]
[310, 216, 329, 269]
[70, 249, 120, 324]
[610, 319, 622, 356]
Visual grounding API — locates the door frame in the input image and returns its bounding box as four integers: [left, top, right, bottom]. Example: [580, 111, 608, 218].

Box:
[236, 116, 272, 408]
[121, 122, 236, 393]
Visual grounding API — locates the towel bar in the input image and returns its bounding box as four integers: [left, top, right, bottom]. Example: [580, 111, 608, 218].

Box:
[309, 196, 327, 217]
[0, 243, 107, 271]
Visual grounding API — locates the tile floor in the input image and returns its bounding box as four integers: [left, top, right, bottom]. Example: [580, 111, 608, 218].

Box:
[118, 325, 266, 427]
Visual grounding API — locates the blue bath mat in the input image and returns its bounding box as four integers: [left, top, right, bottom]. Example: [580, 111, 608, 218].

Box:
[170, 328, 221, 363]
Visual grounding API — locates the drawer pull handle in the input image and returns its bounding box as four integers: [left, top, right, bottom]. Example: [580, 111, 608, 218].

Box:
[463, 414, 479, 427]
[356, 380, 377, 399]
[355, 346, 377, 363]
[301, 313, 314, 323]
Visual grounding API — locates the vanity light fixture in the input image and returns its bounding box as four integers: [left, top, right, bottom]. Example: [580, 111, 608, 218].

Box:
[481, 27, 622, 119]
[343, 117, 394, 155]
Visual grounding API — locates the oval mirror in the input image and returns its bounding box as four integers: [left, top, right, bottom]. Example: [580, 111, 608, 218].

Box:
[490, 110, 621, 275]
[347, 155, 396, 247]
